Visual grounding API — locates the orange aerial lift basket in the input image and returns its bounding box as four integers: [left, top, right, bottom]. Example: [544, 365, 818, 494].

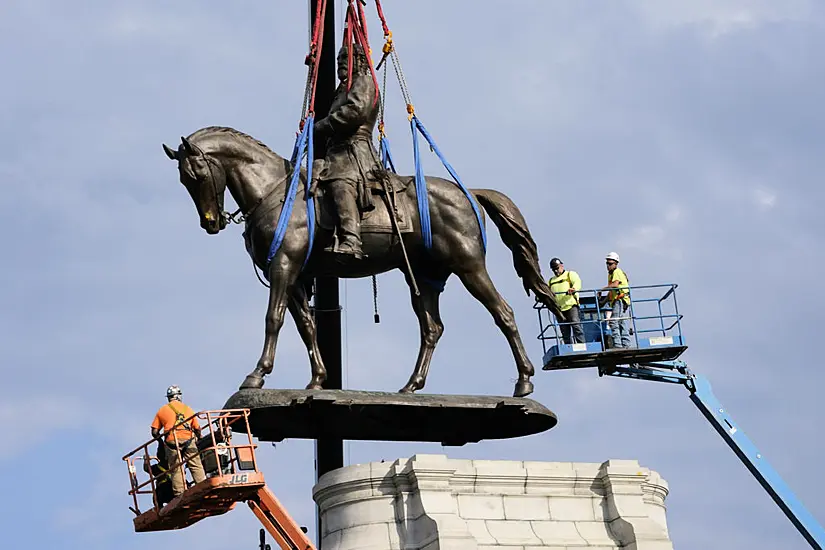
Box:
[123, 408, 315, 550]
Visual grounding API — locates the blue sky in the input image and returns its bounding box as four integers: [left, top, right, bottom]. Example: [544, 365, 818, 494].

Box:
[1, 1, 823, 548]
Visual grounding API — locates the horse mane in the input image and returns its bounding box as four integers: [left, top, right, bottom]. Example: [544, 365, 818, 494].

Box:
[189, 126, 281, 159]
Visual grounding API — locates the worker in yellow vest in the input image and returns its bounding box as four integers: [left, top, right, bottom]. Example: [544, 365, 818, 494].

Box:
[548, 258, 585, 344]
[600, 252, 633, 349]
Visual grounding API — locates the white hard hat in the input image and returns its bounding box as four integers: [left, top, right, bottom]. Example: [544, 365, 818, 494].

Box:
[166, 385, 182, 399]
[605, 252, 620, 262]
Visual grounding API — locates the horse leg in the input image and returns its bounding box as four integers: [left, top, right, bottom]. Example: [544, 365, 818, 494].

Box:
[287, 280, 327, 390]
[399, 282, 444, 394]
[457, 266, 536, 397]
[240, 260, 297, 390]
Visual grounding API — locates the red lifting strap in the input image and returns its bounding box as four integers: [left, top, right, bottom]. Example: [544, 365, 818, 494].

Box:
[342, 0, 380, 105]
[305, 0, 329, 117]
[374, 0, 390, 37]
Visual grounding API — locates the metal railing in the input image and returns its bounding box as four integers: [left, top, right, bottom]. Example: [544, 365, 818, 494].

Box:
[123, 408, 258, 516]
[534, 283, 684, 356]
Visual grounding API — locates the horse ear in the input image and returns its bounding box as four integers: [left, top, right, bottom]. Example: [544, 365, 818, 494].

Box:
[162, 143, 178, 160]
[181, 136, 197, 155]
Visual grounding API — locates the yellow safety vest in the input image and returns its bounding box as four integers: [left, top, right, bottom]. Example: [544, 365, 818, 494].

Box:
[608, 268, 630, 305]
[549, 270, 581, 312]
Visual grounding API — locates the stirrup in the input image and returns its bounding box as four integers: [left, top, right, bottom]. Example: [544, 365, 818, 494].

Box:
[334, 238, 363, 259]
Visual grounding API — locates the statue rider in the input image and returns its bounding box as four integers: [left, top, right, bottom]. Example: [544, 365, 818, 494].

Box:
[313, 42, 383, 259]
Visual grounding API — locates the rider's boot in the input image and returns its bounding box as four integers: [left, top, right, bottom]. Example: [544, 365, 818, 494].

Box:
[329, 181, 363, 259]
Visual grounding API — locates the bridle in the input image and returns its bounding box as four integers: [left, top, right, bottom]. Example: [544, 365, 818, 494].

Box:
[184, 139, 298, 230]
[195, 151, 286, 228]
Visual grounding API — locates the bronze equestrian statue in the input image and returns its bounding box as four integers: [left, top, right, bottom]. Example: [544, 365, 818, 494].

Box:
[162, 45, 561, 398]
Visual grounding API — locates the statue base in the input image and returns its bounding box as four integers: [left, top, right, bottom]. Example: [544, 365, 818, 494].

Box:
[223, 389, 557, 446]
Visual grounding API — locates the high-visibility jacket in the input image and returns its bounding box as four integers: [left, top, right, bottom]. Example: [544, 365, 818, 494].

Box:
[549, 269, 581, 312]
[607, 267, 631, 306]
[151, 401, 200, 444]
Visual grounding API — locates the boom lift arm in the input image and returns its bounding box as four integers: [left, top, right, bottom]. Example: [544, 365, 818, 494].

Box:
[602, 361, 825, 550]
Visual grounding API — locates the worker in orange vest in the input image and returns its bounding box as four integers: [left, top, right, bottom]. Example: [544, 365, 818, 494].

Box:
[150, 385, 206, 498]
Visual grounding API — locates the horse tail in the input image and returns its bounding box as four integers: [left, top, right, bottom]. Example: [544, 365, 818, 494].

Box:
[472, 189, 561, 316]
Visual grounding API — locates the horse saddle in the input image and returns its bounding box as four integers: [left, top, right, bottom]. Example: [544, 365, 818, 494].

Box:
[312, 159, 415, 235]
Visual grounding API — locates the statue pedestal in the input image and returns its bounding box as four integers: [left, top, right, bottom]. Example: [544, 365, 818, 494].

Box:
[223, 389, 557, 445]
[313, 454, 674, 550]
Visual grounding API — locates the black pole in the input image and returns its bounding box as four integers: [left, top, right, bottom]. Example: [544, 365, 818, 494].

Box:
[309, 0, 343, 546]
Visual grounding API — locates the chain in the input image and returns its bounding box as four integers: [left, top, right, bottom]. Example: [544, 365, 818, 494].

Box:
[372, 274, 380, 323]
[390, 48, 413, 109]
[379, 61, 388, 128]
[223, 208, 245, 225]
[300, 67, 313, 121]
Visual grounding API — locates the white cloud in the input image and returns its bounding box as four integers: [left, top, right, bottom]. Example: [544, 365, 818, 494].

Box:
[617, 204, 685, 261]
[629, 0, 816, 35]
[665, 205, 682, 223]
[752, 188, 777, 210]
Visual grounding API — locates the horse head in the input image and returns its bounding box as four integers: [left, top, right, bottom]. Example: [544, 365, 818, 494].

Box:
[163, 136, 228, 235]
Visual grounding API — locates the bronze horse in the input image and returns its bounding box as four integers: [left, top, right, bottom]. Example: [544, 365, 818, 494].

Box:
[163, 126, 561, 397]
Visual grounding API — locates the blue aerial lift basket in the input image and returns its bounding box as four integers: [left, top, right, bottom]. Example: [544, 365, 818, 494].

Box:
[534, 282, 824, 549]
[535, 283, 687, 370]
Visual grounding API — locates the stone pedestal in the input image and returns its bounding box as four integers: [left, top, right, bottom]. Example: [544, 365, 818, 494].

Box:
[313, 454, 673, 550]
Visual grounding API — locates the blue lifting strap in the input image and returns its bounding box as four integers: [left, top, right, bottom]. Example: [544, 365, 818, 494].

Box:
[265, 117, 316, 277]
[305, 118, 316, 267]
[379, 134, 397, 173]
[409, 115, 486, 253]
[410, 117, 433, 250]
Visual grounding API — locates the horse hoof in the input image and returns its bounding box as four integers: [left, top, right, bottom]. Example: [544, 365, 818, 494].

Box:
[513, 379, 534, 398]
[240, 375, 265, 390]
[399, 378, 424, 394]
[305, 382, 324, 391]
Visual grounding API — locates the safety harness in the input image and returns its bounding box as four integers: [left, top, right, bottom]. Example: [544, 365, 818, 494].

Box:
[165, 402, 195, 446]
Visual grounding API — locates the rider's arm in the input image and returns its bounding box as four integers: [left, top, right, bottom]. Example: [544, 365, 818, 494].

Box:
[315, 76, 374, 137]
